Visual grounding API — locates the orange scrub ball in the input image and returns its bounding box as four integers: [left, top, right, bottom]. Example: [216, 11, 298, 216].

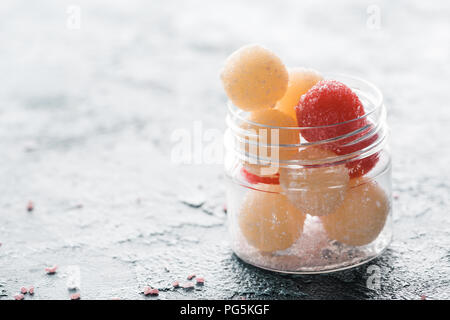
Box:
[240, 108, 299, 163]
[221, 44, 288, 111]
[279, 147, 349, 216]
[239, 185, 306, 252]
[321, 180, 389, 246]
[276, 68, 323, 119]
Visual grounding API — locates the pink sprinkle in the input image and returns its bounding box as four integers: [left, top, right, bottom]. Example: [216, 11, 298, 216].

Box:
[148, 288, 159, 296]
[29, 286, 35, 295]
[45, 265, 58, 274]
[182, 282, 195, 289]
[421, 295, 427, 300]
[223, 204, 227, 213]
[196, 277, 205, 285]
[111, 297, 121, 300]
[27, 201, 34, 212]
[20, 287, 28, 294]
[187, 274, 196, 280]
[70, 293, 81, 300]
[143, 286, 159, 296]
[172, 281, 180, 288]
[14, 294, 24, 300]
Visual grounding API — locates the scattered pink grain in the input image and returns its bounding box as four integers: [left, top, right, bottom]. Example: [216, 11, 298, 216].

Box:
[111, 297, 121, 300]
[143, 286, 159, 296]
[421, 295, 427, 300]
[143, 286, 151, 295]
[14, 294, 24, 300]
[70, 293, 81, 300]
[20, 287, 28, 294]
[393, 193, 399, 200]
[29, 286, 35, 295]
[182, 282, 195, 290]
[27, 201, 34, 212]
[223, 204, 227, 213]
[196, 277, 205, 285]
[45, 265, 58, 274]
[187, 274, 196, 280]
[172, 281, 180, 288]
[148, 288, 159, 296]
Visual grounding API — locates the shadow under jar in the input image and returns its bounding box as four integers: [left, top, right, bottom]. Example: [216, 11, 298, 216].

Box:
[224, 74, 392, 274]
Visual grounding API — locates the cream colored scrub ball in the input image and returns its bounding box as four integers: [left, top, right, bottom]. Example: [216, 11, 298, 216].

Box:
[240, 108, 299, 162]
[321, 179, 389, 246]
[279, 147, 349, 216]
[275, 68, 323, 119]
[221, 44, 288, 111]
[239, 185, 306, 253]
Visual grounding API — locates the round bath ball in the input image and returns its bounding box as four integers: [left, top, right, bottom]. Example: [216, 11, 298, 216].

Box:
[239, 185, 306, 252]
[346, 153, 379, 179]
[279, 147, 349, 216]
[321, 180, 389, 246]
[240, 108, 299, 162]
[275, 68, 323, 119]
[296, 80, 366, 142]
[331, 123, 380, 179]
[221, 44, 288, 111]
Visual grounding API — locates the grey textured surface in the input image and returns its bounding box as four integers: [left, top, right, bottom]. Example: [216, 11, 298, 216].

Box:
[0, 0, 449, 300]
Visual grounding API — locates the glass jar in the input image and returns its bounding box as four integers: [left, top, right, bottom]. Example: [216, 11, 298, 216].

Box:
[224, 74, 392, 274]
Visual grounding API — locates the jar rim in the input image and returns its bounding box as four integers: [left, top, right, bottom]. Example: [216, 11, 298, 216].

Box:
[226, 73, 383, 131]
[224, 73, 387, 166]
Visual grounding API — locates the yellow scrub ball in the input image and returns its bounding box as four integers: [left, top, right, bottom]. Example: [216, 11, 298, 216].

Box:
[239, 185, 306, 253]
[276, 68, 323, 119]
[221, 44, 288, 111]
[321, 180, 389, 246]
[240, 108, 299, 162]
[279, 147, 349, 216]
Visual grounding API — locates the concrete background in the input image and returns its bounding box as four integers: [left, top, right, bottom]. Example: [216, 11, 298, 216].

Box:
[0, 0, 449, 299]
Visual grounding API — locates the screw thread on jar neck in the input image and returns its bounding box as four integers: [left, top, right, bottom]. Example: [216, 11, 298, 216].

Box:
[225, 74, 386, 168]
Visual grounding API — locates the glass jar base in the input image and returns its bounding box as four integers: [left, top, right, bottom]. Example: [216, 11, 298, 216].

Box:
[233, 246, 389, 275]
[231, 226, 392, 274]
